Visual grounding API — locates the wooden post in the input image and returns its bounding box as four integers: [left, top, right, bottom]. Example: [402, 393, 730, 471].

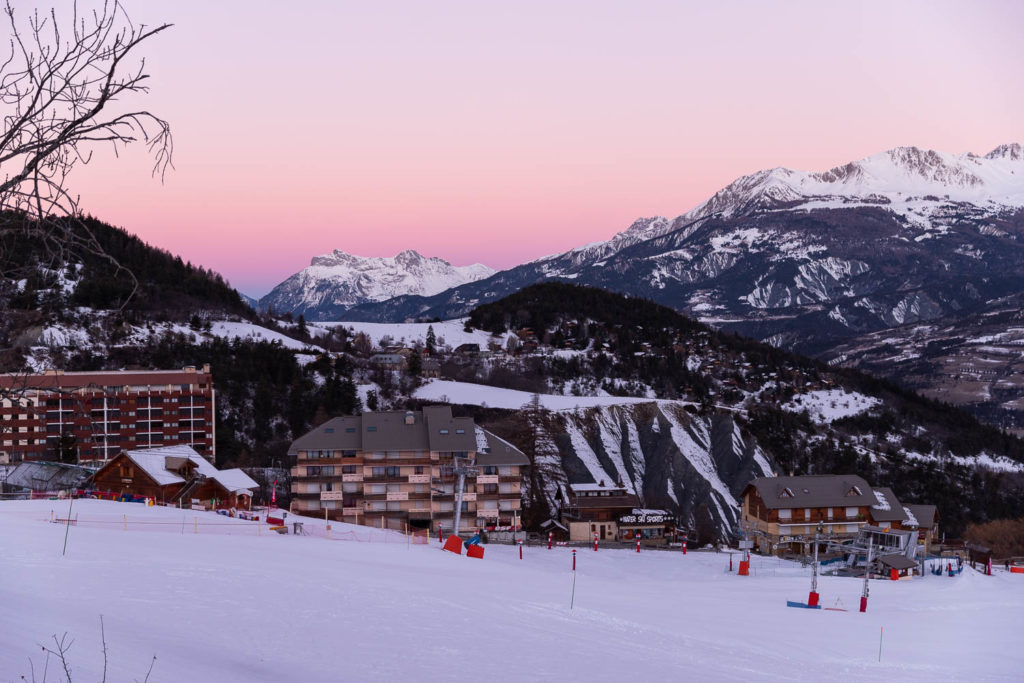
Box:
[50, 509, 54, 523]
[123, 514, 127, 531]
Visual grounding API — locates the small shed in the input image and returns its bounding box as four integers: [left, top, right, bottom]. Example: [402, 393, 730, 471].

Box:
[539, 518, 569, 542]
[878, 553, 917, 579]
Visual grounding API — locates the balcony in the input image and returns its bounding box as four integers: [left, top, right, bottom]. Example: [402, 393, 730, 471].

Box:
[477, 475, 499, 484]
[320, 491, 345, 501]
[342, 474, 363, 482]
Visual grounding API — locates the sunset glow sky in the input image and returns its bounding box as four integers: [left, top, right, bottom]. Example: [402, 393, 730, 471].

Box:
[55, 0, 1024, 296]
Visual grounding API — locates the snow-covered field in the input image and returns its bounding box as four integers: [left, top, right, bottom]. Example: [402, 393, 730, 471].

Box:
[312, 319, 511, 350]
[413, 379, 672, 411]
[2, 500, 1022, 682]
[781, 389, 881, 424]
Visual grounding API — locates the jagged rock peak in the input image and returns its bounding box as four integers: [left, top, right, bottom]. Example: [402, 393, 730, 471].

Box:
[985, 143, 1023, 160]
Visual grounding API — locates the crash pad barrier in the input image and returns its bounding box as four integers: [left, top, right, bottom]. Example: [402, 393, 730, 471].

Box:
[443, 534, 463, 555]
[467, 544, 485, 559]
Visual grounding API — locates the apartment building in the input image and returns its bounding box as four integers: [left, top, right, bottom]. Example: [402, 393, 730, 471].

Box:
[740, 474, 877, 554]
[288, 406, 528, 535]
[0, 366, 215, 463]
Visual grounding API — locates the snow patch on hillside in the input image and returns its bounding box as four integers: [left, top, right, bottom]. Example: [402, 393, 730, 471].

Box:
[781, 389, 881, 424]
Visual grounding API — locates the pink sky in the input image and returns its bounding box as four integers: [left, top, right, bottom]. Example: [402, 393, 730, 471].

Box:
[53, 0, 1024, 296]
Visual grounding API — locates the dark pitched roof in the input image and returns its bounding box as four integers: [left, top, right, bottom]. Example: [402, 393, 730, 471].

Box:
[869, 487, 908, 523]
[879, 554, 918, 571]
[288, 406, 480, 456]
[476, 428, 529, 466]
[422, 405, 476, 452]
[288, 416, 363, 454]
[902, 504, 938, 530]
[363, 411, 430, 452]
[745, 475, 875, 510]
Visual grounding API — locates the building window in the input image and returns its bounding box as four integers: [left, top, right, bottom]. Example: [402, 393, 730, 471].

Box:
[345, 427, 355, 433]
[414, 466, 425, 475]
[455, 429, 465, 434]
[368, 426, 377, 432]
[372, 467, 385, 477]
[342, 450, 357, 457]
[342, 465, 357, 474]
[440, 429, 449, 435]
[483, 466, 498, 475]
[386, 466, 400, 478]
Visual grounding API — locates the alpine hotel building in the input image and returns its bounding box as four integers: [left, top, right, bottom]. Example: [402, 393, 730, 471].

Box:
[288, 406, 528, 535]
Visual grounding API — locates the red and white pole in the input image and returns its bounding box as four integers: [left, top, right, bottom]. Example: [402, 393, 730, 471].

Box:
[683, 539, 687, 555]
[636, 532, 641, 553]
[548, 531, 553, 550]
[593, 531, 598, 551]
[572, 548, 577, 571]
[518, 539, 523, 560]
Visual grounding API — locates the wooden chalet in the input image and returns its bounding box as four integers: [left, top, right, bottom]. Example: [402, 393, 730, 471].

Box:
[91, 445, 257, 509]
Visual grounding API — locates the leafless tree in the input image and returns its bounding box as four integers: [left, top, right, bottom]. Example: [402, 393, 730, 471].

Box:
[0, 1, 171, 401]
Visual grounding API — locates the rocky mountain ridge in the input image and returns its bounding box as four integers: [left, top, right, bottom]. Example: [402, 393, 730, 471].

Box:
[313, 144, 1024, 431]
[259, 249, 494, 319]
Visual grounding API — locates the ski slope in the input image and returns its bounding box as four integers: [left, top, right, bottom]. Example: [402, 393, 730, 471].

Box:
[1, 500, 1022, 682]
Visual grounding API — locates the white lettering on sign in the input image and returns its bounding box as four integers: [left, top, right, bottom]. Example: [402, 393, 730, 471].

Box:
[619, 514, 671, 525]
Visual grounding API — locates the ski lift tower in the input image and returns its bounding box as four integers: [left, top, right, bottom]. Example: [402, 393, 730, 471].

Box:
[450, 453, 478, 539]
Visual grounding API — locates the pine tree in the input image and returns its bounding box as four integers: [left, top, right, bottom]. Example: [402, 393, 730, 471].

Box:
[408, 349, 422, 377]
[425, 325, 437, 355]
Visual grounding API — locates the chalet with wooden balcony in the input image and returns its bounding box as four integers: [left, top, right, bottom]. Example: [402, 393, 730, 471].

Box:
[740, 474, 877, 554]
[90, 445, 257, 509]
[287, 406, 528, 535]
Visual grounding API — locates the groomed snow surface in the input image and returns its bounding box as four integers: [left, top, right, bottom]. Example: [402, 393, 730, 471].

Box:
[3, 500, 1023, 682]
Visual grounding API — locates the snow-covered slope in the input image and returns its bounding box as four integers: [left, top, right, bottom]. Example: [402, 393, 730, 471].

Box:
[260, 249, 494, 320]
[3, 499, 1022, 682]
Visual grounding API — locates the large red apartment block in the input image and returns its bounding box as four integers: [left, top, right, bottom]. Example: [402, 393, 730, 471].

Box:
[0, 366, 215, 463]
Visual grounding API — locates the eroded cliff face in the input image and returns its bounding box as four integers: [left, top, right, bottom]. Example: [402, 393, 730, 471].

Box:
[522, 403, 774, 538]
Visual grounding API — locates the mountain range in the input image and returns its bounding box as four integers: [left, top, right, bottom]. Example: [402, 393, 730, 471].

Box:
[259, 249, 494, 320]
[261, 143, 1024, 432]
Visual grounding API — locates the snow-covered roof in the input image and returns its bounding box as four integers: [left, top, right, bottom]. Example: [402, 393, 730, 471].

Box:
[569, 483, 630, 493]
[210, 468, 259, 494]
[122, 445, 218, 487]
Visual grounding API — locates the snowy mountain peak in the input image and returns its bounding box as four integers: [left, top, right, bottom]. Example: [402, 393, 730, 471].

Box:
[675, 143, 1024, 225]
[260, 249, 495, 320]
[985, 143, 1023, 161]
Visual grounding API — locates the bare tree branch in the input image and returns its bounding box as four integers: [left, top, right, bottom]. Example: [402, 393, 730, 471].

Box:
[0, 0, 171, 322]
